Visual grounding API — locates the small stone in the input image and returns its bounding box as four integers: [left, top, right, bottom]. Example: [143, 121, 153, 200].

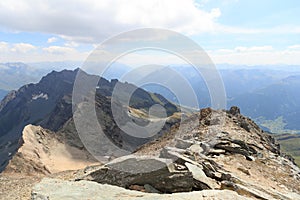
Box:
[229, 106, 240, 116]
[144, 184, 161, 193]
[129, 185, 145, 192]
[237, 167, 250, 176]
[175, 138, 194, 149]
[188, 144, 204, 155]
[246, 156, 255, 161]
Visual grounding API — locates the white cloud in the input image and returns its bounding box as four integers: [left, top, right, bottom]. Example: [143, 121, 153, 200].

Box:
[234, 45, 273, 52]
[0, 0, 222, 43]
[10, 43, 36, 53]
[43, 46, 76, 55]
[64, 41, 79, 48]
[288, 45, 300, 50]
[0, 42, 9, 52]
[0, 42, 90, 63]
[208, 45, 300, 65]
[47, 37, 58, 43]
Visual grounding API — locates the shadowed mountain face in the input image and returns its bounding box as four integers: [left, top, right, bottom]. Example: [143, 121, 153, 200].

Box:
[0, 68, 179, 172]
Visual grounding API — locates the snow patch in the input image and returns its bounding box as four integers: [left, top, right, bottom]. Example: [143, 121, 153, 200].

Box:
[32, 93, 48, 100]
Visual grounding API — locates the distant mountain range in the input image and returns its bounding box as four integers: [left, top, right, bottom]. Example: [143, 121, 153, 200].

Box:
[230, 75, 300, 132]
[0, 62, 52, 90]
[127, 65, 300, 132]
[1, 62, 300, 133]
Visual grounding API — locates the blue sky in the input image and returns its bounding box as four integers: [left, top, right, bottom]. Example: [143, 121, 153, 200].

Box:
[0, 0, 299, 65]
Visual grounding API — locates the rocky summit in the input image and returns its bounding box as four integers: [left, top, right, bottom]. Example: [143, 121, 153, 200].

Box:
[2, 105, 299, 199]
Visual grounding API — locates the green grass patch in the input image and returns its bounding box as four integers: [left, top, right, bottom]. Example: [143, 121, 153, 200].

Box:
[275, 133, 300, 166]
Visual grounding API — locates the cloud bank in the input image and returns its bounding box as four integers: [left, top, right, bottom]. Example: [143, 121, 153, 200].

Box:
[0, 0, 221, 43]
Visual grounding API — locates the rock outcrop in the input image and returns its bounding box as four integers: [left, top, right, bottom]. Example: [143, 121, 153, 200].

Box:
[32, 178, 251, 200]
[4, 124, 97, 175]
[78, 155, 196, 193]
[75, 107, 300, 199]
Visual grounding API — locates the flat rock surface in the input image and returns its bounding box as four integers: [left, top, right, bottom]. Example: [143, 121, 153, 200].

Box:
[32, 178, 251, 200]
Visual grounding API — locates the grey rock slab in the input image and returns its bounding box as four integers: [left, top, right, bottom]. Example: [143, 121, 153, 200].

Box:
[185, 162, 219, 189]
[160, 148, 201, 167]
[78, 155, 194, 193]
[175, 138, 194, 149]
[221, 181, 275, 200]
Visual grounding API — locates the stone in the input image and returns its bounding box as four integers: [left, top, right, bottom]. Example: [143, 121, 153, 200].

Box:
[160, 148, 200, 167]
[200, 107, 212, 120]
[32, 178, 251, 200]
[129, 185, 145, 192]
[200, 142, 211, 155]
[221, 181, 273, 200]
[144, 184, 161, 193]
[79, 155, 195, 193]
[237, 167, 251, 176]
[229, 106, 240, 116]
[208, 149, 226, 156]
[188, 144, 204, 155]
[185, 162, 219, 189]
[175, 138, 194, 149]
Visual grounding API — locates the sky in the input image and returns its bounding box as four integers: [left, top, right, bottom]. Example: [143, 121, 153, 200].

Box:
[0, 0, 299, 66]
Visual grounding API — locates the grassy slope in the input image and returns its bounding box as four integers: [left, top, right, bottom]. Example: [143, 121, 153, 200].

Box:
[275, 133, 300, 166]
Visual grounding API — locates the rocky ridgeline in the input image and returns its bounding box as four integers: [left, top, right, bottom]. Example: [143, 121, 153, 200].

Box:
[31, 107, 300, 200]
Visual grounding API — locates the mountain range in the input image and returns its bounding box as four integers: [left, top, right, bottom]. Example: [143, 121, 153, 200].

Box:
[231, 75, 300, 132]
[132, 65, 300, 133]
[2, 62, 300, 133]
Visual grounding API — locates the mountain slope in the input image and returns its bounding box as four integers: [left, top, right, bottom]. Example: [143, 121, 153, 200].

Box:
[230, 75, 300, 131]
[4, 124, 97, 175]
[0, 68, 179, 172]
[275, 133, 300, 166]
[8, 107, 298, 200]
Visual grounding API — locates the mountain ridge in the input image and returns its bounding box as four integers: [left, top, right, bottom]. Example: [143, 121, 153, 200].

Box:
[0, 68, 180, 172]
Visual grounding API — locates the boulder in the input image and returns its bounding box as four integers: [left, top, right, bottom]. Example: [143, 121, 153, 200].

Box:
[229, 106, 240, 116]
[185, 162, 219, 189]
[78, 155, 195, 193]
[200, 107, 212, 120]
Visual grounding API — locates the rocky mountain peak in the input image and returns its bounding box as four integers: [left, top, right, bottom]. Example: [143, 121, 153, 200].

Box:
[0, 68, 179, 173]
